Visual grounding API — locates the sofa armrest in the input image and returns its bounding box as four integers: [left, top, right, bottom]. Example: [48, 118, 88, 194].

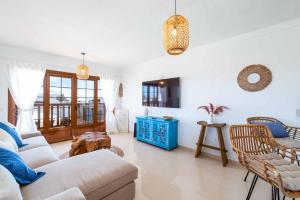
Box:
[21, 131, 42, 139]
[45, 187, 86, 200]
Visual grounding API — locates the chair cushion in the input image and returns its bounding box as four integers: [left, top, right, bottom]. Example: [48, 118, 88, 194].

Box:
[21, 150, 138, 200]
[275, 137, 300, 148]
[19, 136, 49, 152]
[19, 146, 59, 169]
[0, 122, 27, 148]
[0, 129, 18, 152]
[254, 153, 300, 191]
[0, 164, 23, 200]
[277, 165, 300, 191]
[0, 147, 45, 185]
[45, 187, 86, 200]
[261, 122, 289, 138]
[256, 153, 282, 160]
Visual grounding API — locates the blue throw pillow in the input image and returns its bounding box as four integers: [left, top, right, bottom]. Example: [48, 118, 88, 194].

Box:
[0, 122, 27, 148]
[257, 122, 289, 138]
[0, 147, 45, 185]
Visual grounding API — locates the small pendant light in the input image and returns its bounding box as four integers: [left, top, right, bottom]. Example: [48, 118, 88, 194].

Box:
[163, 0, 189, 55]
[76, 52, 90, 80]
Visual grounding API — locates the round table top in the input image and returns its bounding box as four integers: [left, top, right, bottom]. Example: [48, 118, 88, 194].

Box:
[197, 121, 226, 128]
[59, 146, 124, 159]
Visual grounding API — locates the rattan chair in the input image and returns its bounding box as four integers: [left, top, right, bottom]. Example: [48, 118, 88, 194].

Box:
[247, 117, 300, 164]
[230, 124, 300, 200]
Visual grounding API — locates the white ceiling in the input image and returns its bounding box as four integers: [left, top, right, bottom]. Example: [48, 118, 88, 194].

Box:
[1, 0, 300, 68]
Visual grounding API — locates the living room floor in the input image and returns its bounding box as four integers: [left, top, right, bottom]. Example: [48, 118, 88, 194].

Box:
[51, 133, 275, 200]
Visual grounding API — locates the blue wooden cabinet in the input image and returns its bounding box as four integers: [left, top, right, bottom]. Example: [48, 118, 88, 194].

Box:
[136, 116, 178, 150]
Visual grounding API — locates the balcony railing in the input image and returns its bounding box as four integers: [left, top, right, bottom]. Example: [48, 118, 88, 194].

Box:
[31, 102, 106, 129]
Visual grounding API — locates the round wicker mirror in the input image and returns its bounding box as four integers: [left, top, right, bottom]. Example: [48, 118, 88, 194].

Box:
[237, 65, 272, 92]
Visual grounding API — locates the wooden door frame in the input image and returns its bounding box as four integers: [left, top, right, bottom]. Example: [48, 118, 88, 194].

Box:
[8, 69, 105, 143]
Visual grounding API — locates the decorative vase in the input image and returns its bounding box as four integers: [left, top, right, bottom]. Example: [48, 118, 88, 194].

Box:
[207, 114, 213, 124]
[144, 108, 149, 116]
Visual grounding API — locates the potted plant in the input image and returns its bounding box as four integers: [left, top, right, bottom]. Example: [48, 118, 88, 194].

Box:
[197, 103, 228, 124]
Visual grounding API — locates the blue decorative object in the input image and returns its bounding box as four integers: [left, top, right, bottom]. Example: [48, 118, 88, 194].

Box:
[0, 122, 27, 148]
[136, 116, 178, 150]
[0, 147, 45, 185]
[260, 122, 289, 138]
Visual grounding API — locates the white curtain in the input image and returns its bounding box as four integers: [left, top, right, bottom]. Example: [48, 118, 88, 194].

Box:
[8, 61, 45, 134]
[102, 78, 119, 133]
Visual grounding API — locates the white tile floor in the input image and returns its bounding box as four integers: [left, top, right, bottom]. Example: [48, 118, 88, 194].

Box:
[51, 133, 289, 200]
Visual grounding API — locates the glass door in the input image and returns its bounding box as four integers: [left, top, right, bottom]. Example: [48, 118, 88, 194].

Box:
[43, 71, 75, 143]
[49, 76, 72, 128]
[97, 80, 105, 123]
[77, 79, 95, 126]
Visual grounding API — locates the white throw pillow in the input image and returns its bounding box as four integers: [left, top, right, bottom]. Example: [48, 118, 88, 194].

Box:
[0, 165, 23, 200]
[0, 140, 17, 152]
[5, 121, 16, 129]
[3, 121, 23, 142]
[0, 129, 18, 152]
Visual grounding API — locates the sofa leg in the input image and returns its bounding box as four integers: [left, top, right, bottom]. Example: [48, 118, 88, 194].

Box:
[246, 175, 258, 200]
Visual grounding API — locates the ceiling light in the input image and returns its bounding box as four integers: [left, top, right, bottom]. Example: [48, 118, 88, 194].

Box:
[76, 52, 90, 80]
[163, 0, 189, 55]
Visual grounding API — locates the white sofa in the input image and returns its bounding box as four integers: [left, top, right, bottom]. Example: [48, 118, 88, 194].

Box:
[5, 133, 138, 200]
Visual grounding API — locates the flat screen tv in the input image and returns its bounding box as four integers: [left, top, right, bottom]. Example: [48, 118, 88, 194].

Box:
[142, 77, 180, 108]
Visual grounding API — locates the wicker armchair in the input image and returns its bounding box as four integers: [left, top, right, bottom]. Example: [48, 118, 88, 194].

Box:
[230, 124, 300, 200]
[247, 117, 300, 164]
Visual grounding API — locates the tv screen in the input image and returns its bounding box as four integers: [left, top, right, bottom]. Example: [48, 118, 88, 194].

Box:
[142, 77, 180, 108]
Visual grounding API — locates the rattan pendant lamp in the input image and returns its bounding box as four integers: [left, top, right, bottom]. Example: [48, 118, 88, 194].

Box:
[163, 0, 189, 55]
[76, 52, 90, 80]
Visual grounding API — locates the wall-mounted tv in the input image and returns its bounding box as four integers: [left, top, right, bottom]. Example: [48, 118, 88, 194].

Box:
[142, 77, 180, 108]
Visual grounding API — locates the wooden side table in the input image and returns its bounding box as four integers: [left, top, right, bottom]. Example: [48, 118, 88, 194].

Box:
[195, 121, 228, 166]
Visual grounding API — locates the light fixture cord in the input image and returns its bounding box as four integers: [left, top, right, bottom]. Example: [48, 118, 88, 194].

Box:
[174, 0, 177, 16]
[82, 52, 85, 64]
[174, 0, 177, 28]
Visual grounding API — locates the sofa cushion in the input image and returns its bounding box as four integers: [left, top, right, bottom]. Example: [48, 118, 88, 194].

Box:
[0, 147, 45, 185]
[21, 131, 42, 140]
[45, 187, 86, 200]
[0, 122, 27, 148]
[19, 136, 49, 152]
[19, 146, 59, 169]
[0, 129, 18, 152]
[0, 164, 23, 200]
[21, 150, 138, 200]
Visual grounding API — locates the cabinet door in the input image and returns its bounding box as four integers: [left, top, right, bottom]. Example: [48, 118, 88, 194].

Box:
[137, 119, 151, 141]
[152, 122, 169, 147]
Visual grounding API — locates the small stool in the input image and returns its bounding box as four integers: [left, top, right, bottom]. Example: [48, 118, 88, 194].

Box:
[195, 121, 228, 166]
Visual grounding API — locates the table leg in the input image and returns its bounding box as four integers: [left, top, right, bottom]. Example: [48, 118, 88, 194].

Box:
[217, 127, 228, 166]
[195, 125, 206, 158]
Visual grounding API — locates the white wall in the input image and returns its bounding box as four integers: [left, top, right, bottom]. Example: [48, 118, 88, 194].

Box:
[122, 18, 300, 160]
[0, 44, 122, 122]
